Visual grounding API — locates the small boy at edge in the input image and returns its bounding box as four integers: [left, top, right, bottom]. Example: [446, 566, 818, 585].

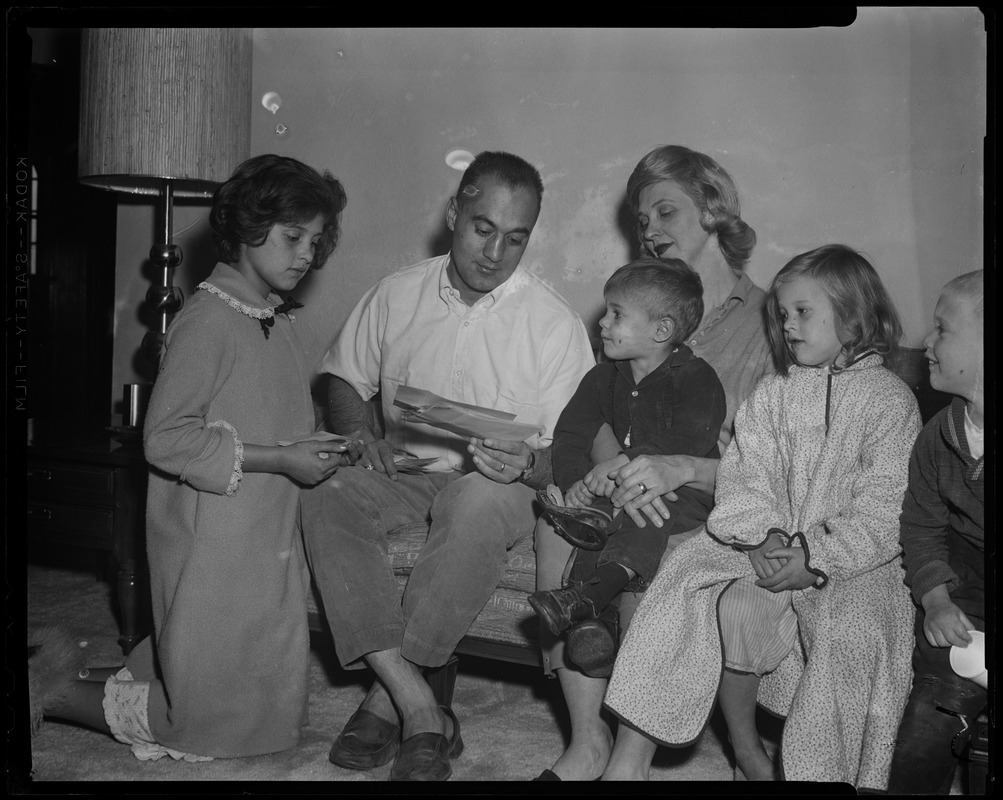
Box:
[887, 270, 986, 794]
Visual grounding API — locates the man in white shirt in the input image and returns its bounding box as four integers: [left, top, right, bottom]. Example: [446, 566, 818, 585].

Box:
[302, 151, 594, 781]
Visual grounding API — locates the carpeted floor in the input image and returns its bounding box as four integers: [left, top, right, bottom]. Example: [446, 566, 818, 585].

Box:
[20, 560, 770, 787]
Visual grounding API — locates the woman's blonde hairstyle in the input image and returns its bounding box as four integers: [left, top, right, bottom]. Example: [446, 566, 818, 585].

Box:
[765, 244, 902, 375]
[626, 145, 757, 269]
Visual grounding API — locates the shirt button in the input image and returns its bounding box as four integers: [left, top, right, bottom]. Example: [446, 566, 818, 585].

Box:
[631, 390, 639, 397]
[690, 339, 697, 345]
[464, 322, 470, 327]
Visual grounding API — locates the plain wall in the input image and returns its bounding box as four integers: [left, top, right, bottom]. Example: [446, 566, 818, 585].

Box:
[109, 11, 986, 421]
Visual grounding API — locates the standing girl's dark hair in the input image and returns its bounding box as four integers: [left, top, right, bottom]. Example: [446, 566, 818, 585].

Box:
[211, 154, 348, 268]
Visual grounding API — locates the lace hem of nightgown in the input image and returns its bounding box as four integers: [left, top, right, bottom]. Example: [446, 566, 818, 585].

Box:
[103, 667, 213, 762]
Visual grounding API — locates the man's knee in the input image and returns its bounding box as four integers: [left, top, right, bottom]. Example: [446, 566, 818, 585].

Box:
[300, 469, 382, 542]
[433, 471, 502, 510]
[431, 473, 536, 543]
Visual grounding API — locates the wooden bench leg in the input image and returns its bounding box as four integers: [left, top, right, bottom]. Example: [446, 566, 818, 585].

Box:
[425, 654, 460, 708]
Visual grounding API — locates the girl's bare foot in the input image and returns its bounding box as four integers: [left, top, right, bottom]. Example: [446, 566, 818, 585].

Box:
[548, 726, 613, 781]
[731, 738, 779, 781]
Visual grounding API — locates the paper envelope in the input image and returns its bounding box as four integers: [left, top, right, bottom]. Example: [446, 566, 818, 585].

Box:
[393, 385, 543, 442]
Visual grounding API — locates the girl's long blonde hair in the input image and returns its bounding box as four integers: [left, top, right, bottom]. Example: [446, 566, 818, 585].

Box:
[766, 244, 902, 375]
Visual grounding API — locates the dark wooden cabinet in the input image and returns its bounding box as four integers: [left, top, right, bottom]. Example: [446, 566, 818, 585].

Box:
[27, 439, 149, 654]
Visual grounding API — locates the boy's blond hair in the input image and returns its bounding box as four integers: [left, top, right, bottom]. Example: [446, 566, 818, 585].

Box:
[943, 270, 983, 321]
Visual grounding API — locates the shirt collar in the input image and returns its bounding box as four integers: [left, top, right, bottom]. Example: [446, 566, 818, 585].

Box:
[203, 262, 280, 309]
[613, 344, 695, 386]
[943, 396, 983, 475]
[437, 253, 522, 310]
[728, 271, 757, 305]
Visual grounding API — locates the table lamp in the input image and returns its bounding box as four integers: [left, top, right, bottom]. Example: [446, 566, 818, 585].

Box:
[77, 28, 252, 366]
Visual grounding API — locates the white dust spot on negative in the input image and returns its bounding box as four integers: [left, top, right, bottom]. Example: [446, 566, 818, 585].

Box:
[278, 550, 290, 561]
[541, 171, 567, 188]
[762, 239, 790, 259]
[261, 92, 282, 114]
[597, 155, 634, 172]
[446, 149, 475, 171]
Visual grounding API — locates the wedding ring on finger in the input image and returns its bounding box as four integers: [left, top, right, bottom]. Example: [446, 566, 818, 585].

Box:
[637, 482, 647, 494]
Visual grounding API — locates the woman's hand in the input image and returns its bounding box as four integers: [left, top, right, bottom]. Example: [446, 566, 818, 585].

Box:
[468, 437, 532, 485]
[921, 585, 975, 648]
[610, 454, 687, 508]
[608, 454, 689, 528]
[755, 543, 817, 591]
[746, 530, 789, 580]
[583, 455, 629, 498]
[564, 480, 596, 509]
[279, 441, 348, 485]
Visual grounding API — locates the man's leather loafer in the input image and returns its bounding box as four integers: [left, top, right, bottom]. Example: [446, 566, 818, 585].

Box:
[328, 707, 401, 770]
[390, 706, 464, 781]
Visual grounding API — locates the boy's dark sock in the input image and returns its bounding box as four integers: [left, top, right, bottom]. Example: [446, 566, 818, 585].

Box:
[578, 561, 631, 615]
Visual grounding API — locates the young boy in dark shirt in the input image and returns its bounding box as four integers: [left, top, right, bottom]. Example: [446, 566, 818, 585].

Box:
[530, 258, 725, 677]
[888, 270, 986, 794]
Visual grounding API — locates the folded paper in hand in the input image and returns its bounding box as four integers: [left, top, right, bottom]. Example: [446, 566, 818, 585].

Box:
[276, 431, 352, 449]
[393, 385, 543, 442]
[392, 455, 444, 474]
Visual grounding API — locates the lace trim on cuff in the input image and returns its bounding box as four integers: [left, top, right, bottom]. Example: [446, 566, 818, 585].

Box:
[208, 419, 244, 495]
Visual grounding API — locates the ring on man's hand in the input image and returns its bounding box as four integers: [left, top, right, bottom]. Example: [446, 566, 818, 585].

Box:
[637, 482, 647, 494]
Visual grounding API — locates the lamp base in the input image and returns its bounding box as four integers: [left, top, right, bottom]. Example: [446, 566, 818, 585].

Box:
[141, 331, 165, 365]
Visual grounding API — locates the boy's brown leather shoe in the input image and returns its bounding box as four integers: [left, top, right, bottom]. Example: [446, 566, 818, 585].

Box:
[528, 587, 599, 636]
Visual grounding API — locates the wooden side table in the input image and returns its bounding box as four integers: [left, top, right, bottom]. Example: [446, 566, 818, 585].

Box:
[27, 437, 149, 654]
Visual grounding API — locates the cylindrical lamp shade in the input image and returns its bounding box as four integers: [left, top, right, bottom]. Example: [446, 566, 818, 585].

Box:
[79, 28, 252, 196]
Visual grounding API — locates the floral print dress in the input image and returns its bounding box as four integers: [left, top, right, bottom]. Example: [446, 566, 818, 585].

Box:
[604, 355, 921, 789]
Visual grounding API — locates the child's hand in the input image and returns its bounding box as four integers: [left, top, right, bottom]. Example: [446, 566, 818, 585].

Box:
[564, 480, 596, 509]
[755, 542, 817, 592]
[921, 586, 975, 648]
[281, 441, 347, 485]
[582, 455, 629, 498]
[746, 529, 788, 580]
